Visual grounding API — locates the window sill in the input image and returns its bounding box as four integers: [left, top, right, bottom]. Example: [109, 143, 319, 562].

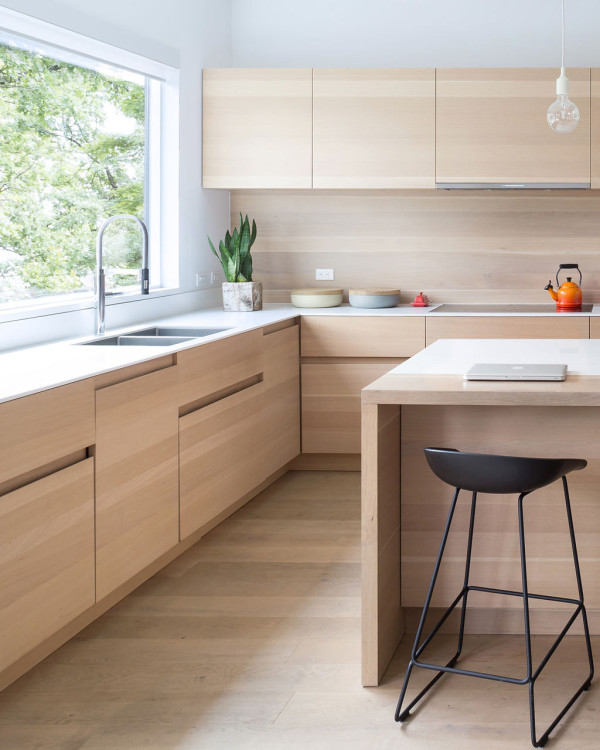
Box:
[0, 287, 182, 325]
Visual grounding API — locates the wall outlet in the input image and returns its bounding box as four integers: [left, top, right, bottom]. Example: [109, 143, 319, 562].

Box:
[210, 271, 219, 285]
[195, 273, 208, 287]
[316, 268, 334, 280]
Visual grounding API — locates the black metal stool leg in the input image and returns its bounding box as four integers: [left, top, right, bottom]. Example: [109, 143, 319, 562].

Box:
[395, 487, 462, 722]
[457, 491, 478, 657]
[562, 476, 595, 686]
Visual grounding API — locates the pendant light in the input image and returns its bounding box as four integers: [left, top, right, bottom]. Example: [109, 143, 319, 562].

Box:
[547, 0, 580, 133]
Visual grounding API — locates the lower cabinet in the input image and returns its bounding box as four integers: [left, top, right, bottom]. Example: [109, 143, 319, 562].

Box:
[0, 459, 95, 673]
[179, 324, 300, 540]
[95, 366, 179, 600]
[426, 316, 589, 346]
[302, 362, 400, 454]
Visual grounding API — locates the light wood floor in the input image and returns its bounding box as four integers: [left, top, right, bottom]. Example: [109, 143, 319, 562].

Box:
[0, 470, 597, 749]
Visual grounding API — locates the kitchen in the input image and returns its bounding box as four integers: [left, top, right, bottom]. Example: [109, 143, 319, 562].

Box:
[1, 0, 600, 748]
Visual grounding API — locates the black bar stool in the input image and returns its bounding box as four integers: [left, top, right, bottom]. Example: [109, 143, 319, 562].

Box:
[395, 448, 594, 748]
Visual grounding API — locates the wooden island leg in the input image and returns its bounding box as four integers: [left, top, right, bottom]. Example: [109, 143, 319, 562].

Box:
[361, 401, 403, 686]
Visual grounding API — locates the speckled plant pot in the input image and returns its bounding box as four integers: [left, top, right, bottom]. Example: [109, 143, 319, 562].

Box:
[222, 281, 263, 312]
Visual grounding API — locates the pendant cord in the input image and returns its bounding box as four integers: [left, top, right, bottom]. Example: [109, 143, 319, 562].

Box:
[562, 0, 565, 69]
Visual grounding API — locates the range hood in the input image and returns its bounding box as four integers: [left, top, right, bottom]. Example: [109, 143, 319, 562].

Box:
[435, 182, 591, 190]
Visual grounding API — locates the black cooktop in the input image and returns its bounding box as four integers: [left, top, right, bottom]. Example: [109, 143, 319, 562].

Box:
[429, 303, 594, 313]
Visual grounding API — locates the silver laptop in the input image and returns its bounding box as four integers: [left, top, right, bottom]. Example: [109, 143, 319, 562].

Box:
[464, 363, 568, 381]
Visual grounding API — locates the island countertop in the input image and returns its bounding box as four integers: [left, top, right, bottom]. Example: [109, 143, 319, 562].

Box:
[362, 338, 600, 406]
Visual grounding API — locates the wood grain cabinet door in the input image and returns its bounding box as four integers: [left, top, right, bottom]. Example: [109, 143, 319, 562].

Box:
[436, 68, 591, 185]
[426, 316, 590, 346]
[203, 68, 313, 188]
[313, 69, 435, 188]
[95, 367, 179, 600]
[0, 459, 94, 673]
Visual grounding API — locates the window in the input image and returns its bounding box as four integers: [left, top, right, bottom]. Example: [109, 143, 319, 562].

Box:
[0, 8, 179, 315]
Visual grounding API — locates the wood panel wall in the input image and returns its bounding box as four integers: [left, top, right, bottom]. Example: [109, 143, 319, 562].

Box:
[230, 190, 600, 303]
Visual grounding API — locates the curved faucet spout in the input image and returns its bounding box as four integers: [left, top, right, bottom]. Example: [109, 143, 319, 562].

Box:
[95, 214, 149, 335]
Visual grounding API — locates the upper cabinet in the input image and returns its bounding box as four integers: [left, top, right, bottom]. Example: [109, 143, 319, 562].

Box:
[435, 68, 591, 186]
[591, 69, 600, 188]
[202, 68, 313, 189]
[312, 69, 435, 188]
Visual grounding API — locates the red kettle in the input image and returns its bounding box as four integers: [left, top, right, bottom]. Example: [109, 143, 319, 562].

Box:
[544, 264, 583, 311]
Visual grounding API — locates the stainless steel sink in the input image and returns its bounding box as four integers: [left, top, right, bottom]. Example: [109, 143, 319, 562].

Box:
[78, 326, 231, 346]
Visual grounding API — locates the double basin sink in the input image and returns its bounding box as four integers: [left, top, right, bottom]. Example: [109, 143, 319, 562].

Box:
[80, 326, 230, 347]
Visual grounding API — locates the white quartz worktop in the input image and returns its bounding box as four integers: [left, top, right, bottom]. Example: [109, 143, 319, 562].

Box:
[391, 338, 600, 377]
[2, 302, 600, 405]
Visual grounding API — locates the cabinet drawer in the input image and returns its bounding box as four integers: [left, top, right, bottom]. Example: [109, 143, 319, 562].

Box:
[302, 362, 400, 454]
[426, 316, 589, 346]
[179, 381, 266, 539]
[0, 380, 94, 485]
[0, 459, 95, 673]
[590, 318, 600, 338]
[301, 317, 425, 358]
[178, 329, 263, 406]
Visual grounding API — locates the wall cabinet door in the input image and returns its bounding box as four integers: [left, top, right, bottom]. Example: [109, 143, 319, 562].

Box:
[203, 68, 313, 188]
[313, 69, 435, 188]
[426, 315, 589, 346]
[95, 367, 179, 600]
[0, 459, 94, 673]
[436, 68, 591, 185]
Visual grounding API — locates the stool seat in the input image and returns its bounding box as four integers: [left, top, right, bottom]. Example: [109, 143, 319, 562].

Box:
[425, 447, 587, 495]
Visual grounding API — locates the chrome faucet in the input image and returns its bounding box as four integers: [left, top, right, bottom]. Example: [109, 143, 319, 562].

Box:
[96, 214, 149, 335]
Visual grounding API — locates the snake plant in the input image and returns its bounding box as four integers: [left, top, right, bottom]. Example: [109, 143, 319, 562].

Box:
[208, 214, 257, 282]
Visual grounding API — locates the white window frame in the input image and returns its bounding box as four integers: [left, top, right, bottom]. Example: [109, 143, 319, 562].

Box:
[0, 6, 179, 323]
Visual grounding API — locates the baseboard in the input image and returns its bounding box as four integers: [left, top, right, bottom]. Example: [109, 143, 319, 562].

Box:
[290, 453, 361, 471]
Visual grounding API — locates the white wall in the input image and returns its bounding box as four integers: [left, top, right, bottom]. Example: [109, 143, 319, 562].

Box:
[232, 0, 600, 67]
[0, 0, 232, 351]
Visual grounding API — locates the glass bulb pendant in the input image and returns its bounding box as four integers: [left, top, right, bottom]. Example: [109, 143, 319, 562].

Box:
[547, 67, 580, 133]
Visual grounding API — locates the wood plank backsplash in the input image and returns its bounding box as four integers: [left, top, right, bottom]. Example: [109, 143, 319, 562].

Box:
[230, 190, 600, 303]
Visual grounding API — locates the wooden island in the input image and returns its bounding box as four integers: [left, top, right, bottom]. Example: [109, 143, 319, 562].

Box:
[361, 338, 600, 686]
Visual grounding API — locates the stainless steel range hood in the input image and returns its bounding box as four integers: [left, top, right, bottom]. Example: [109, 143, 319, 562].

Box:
[435, 182, 591, 190]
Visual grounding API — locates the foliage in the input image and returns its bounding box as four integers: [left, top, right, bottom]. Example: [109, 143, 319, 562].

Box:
[0, 42, 145, 303]
[208, 214, 257, 283]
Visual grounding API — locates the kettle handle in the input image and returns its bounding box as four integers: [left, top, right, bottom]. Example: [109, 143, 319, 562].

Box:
[557, 263, 582, 287]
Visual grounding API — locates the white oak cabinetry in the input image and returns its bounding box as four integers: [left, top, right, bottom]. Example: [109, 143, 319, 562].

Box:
[179, 324, 300, 539]
[95, 366, 179, 600]
[312, 69, 435, 188]
[426, 316, 590, 346]
[202, 69, 313, 188]
[589, 318, 600, 338]
[0, 459, 94, 674]
[592, 69, 600, 188]
[436, 68, 591, 185]
[300, 317, 425, 456]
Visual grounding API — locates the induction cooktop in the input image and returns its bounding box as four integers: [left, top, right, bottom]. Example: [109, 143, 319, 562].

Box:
[429, 303, 594, 313]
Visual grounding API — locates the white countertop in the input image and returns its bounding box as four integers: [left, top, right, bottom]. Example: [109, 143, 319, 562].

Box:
[392, 338, 600, 377]
[3, 302, 600, 404]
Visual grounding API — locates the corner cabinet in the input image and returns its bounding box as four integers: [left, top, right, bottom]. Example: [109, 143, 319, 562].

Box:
[313, 69, 435, 188]
[202, 68, 313, 188]
[436, 68, 591, 186]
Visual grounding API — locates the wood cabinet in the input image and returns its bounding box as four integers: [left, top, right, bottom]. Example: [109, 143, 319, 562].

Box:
[202, 68, 313, 189]
[0, 459, 94, 673]
[0, 380, 94, 487]
[301, 316, 425, 358]
[178, 329, 263, 407]
[590, 318, 600, 338]
[436, 68, 591, 185]
[592, 69, 600, 188]
[95, 366, 179, 600]
[179, 324, 300, 540]
[313, 69, 435, 188]
[300, 317, 423, 457]
[302, 362, 399, 454]
[426, 315, 590, 346]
